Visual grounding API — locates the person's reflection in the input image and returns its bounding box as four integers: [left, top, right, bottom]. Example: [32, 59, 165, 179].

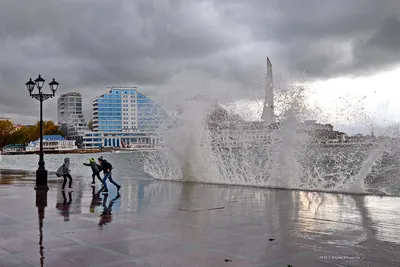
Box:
[98, 193, 121, 229]
[90, 187, 102, 214]
[56, 191, 72, 221]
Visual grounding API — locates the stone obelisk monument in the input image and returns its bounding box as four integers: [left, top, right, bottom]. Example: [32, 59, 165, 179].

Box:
[261, 57, 275, 124]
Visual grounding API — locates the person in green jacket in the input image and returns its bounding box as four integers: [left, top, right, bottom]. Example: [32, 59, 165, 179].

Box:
[83, 157, 105, 186]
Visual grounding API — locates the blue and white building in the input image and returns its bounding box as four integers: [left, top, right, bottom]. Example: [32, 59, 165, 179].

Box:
[84, 87, 167, 149]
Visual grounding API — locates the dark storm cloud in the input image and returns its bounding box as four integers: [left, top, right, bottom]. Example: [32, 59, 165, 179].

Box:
[217, 0, 400, 78]
[0, 0, 400, 123]
[0, 0, 237, 122]
[351, 16, 400, 73]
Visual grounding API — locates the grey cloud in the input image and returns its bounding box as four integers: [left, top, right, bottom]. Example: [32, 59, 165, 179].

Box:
[0, 0, 238, 122]
[367, 16, 400, 51]
[214, 0, 400, 78]
[351, 16, 400, 73]
[1, 0, 400, 123]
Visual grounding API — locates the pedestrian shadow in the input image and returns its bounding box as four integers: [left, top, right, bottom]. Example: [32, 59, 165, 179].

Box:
[98, 193, 121, 229]
[55, 191, 73, 222]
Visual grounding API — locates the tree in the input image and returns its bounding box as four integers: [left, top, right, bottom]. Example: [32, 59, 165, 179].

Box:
[88, 119, 93, 131]
[26, 121, 63, 141]
[1, 120, 63, 147]
[0, 120, 15, 147]
[43, 121, 63, 136]
[5, 126, 31, 145]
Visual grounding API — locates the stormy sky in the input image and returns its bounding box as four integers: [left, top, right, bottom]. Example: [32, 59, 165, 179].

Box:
[1, 0, 400, 131]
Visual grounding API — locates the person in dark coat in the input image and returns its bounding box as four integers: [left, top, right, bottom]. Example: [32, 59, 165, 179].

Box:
[83, 157, 104, 185]
[98, 156, 121, 194]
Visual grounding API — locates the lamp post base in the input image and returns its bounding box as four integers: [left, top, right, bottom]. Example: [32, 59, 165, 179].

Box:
[35, 169, 49, 191]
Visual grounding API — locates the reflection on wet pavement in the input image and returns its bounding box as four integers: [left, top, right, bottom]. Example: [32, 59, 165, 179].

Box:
[0, 171, 399, 266]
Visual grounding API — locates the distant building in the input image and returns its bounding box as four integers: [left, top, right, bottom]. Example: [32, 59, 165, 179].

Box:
[0, 117, 11, 121]
[26, 135, 77, 152]
[84, 87, 167, 148]
[83, 131, 161, 149]
[302, 120, 333, 131]
[346, 133, 376, 143]
[298, 120, 345, 143]
[57, 92, 88, 145]
[1, 144, 26, 154]
[208, 119, 280, 148]
[13, 124, 25, 131]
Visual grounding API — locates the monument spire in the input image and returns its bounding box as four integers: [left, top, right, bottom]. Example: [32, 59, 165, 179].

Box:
[261, 57, 274, 124]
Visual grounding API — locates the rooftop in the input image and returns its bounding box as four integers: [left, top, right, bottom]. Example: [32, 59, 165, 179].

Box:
[3, 144, 25, 148]
[29, 135, 66, 144]
[42, 135, 66, 141]
[59, 92, 82, 98]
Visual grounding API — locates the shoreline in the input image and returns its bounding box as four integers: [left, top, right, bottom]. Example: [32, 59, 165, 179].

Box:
[0, 147, 168, 155]
[0, 168, 395, 198]
[0, 149, 103, 155]
[0, 168, 56, 175]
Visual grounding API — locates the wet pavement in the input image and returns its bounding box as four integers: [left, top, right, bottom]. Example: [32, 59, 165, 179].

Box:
[0, 171, 399, 266]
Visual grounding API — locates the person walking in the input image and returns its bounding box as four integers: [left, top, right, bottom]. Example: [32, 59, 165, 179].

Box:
[98, 156, 121, 194]
[83, 157, 104, 186]
[60, 158, 73, 191]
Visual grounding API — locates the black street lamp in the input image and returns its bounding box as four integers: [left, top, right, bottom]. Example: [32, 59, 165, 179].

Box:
[26, 74, 59, 190]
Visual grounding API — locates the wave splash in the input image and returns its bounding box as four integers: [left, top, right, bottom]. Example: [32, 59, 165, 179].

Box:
[143, 86, 390, 195]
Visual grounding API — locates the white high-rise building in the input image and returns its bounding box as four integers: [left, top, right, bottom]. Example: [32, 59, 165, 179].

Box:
[57, 92, 88, 145]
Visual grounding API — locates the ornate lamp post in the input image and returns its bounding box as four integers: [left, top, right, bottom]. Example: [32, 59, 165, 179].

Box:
[26, 75, 59, 190]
